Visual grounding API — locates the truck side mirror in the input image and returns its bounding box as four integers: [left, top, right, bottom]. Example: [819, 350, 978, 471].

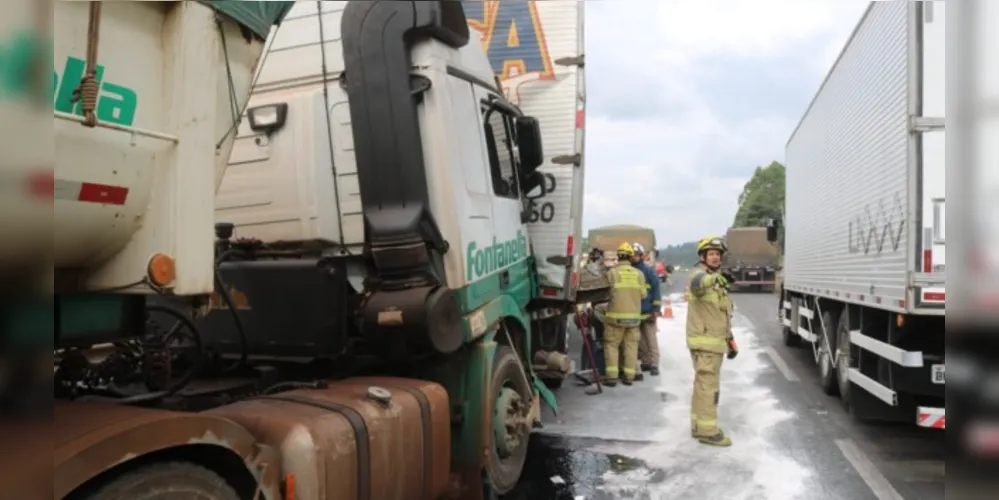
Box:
[516, 116, 544, 173]
[521, 170, 546, 199]
[765, 218, 781, 243]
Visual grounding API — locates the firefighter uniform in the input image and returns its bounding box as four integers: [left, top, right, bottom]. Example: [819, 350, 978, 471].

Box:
[604, 243, 647, 386]
[686, 236, 735, 446]
[630, 243, 662, 376]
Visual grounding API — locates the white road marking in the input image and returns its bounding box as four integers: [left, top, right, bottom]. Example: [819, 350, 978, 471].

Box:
[763, 346, 799, 382]
[835, 439, 905, 500]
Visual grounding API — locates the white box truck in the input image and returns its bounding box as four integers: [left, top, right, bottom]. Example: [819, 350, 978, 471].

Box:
[775, 1, 945, 428]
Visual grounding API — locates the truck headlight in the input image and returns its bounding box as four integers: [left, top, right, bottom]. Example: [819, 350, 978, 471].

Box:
[247, 102, 288, 134]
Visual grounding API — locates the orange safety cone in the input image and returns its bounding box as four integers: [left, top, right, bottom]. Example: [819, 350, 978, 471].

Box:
[662, 297, 674, 319]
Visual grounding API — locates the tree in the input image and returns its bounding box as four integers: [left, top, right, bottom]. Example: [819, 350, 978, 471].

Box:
[656, 241, 700, 268]
[732, 160, 785, 228]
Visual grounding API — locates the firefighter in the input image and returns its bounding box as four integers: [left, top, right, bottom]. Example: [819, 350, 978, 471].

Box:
[686, 236, 737, 446]
[629, 242, 662, 378]
[603, 242, 647, 386]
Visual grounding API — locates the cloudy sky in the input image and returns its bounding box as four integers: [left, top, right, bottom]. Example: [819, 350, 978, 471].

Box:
[582, 0, 870, 246]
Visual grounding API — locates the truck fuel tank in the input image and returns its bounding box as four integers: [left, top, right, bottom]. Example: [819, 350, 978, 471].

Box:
[208, 377, 451, 500]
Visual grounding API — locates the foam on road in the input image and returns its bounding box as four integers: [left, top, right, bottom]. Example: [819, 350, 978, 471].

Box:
[541, 292, 814, 500]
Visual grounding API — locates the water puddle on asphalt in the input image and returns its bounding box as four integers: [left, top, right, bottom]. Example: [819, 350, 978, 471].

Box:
[506, 434, 668, 500]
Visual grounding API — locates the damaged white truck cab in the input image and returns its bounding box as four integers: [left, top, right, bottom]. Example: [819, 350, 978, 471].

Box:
[211, 0, 586, 494]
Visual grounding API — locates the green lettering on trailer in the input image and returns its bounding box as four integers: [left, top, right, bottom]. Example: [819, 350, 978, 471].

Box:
[466, 231, 529, 281]
[52, 56, 138, 126]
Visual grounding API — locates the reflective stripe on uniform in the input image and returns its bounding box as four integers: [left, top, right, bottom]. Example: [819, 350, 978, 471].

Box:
[606, 366, 619, 376]
[622, 367, 636, 375]
[695, 417, 718, 428]
[614, 269, 643, 289]
[607, 312, 642, 319]
[688, 336, 727, 349]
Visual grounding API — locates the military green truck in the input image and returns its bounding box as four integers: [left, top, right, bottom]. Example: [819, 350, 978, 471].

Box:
[586, 224, 657, 267]
[722, 227, 780, 292]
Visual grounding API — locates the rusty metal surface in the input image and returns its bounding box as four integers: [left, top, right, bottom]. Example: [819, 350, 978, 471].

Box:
[725, 227, 779, 266]
[53, 401, 280, 499]
[208, 377, 452, 500]
[0, 422, 50, 500]
[341, 377, 452, 497]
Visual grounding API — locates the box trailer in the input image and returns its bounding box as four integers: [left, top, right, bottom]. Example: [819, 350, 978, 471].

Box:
[777, 1, 945, 428]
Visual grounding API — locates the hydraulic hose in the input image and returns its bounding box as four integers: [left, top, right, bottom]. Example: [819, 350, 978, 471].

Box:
[103, 304, 205, 404]
[215, 250, 249, 374]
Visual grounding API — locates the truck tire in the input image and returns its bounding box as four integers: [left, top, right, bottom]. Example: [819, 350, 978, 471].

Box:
[485, 345, 531, 495]
[85, 461, 239, 500]
[835, 308, 854, 411]
[818, 309, 840, 396]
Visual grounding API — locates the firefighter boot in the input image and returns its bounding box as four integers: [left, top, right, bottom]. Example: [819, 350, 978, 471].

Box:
[698, 431, 733, 447]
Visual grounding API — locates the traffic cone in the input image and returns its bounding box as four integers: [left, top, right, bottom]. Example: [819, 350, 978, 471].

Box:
[663, 297, 674, 319]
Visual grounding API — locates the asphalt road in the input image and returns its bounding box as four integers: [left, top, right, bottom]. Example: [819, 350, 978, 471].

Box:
[507, 273, 945, 500]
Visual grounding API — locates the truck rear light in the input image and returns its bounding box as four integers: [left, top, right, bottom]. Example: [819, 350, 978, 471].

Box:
[566, 236, 574, 255]
[541, 287, 558, 297]
[284, 474, 296, 500]
[923, 249, 932, 273]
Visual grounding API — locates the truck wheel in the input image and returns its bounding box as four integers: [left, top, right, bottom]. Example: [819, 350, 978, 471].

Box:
[818, 309, 840, 396]
[835, 308, 854, 411]
[485, 345, 532, 495]
[85, 462, 239, 500]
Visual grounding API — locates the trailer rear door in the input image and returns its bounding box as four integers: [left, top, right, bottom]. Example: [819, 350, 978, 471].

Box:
[913, 2, 945, 310]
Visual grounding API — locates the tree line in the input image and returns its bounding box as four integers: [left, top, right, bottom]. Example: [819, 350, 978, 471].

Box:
[655, 160, 786, 264]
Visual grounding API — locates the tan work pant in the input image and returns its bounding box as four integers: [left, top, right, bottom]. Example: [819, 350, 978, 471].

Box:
[690, 350, 724, 437]
[637, 317, 659, 366]
[604, 323, 640, 381]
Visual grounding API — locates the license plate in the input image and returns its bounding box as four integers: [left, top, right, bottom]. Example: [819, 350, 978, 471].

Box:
[748, 271, 758, 276]
[931, 364, 945, 384]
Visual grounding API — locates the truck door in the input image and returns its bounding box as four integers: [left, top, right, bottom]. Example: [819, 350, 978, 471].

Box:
[466, 0, 586, 302]
[481, 103, 531, 275]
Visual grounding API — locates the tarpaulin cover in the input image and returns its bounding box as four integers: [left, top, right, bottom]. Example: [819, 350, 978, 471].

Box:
[724, 227, 779, 266]
[201, 1, 295, 40]
[587, 225, 656, 254]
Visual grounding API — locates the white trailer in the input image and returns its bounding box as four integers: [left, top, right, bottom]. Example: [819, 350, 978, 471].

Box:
[778, 1, 945, 428]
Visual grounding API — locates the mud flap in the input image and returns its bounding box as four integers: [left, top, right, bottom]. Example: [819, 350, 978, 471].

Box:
[532, 373, 558, 415]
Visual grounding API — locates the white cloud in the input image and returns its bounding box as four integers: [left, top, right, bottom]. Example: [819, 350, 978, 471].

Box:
[582, 0, 870, 246]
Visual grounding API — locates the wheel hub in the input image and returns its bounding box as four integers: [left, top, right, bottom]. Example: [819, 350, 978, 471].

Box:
[819, 341, 831, 375]
[837, 334, 851, 385]
[493, 386, 529, 458]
